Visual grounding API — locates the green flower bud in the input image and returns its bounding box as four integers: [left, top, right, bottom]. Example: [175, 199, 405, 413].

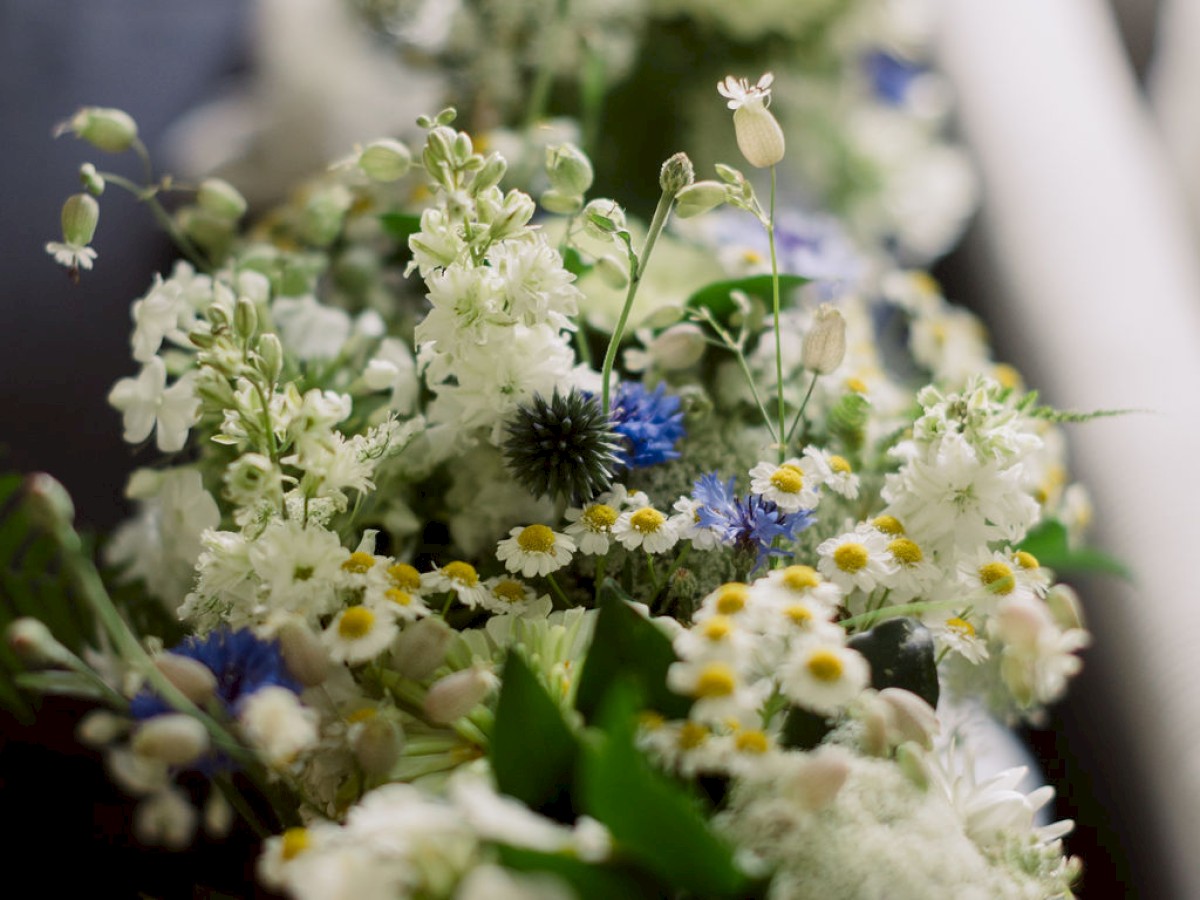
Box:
[256, 333, 284, 383]
[674, 180, 728, 218]
[424, 664, 497, 724]
[801, 304, 847, 375]
[486, 191, 536, 241]
[659, 152, 695, 196]
[358, 139, 412, 182]
[391, 617, 454, 680]
[58, 106, 138, 153]
[79, 163, 105, 196]
[24, 473, 75, 530]
[60, 193, 99, 247]
[582, 198, 626, 241]
[179, 207, 233, 252]
[197, 178, 247, 221]
[733, 105, 785, 168]
[594, 253, 629, 289]
[545, 143, 594, 196]
[473, 152, 507, 192]
[539, 188, 583, 216]
[233, 296, 258, 340]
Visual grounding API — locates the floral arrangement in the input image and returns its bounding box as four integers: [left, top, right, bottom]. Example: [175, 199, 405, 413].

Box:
[7, 2, 1119, 897]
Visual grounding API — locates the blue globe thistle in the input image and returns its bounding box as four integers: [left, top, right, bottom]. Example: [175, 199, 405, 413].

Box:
[607, 381, 686, 470]
[692, 472, 813, 571]
[130, 628, 300, 722]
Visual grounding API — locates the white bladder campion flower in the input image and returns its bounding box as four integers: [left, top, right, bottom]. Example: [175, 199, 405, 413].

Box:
[107, 356, 200, 452]
[718, 73, 785, 168]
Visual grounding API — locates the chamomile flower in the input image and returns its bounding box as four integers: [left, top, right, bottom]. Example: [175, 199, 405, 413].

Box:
[323, 605, 398, 665]
[817, 526, 897, 594]
[749, 459, 820, 512]
[427, 560, 490, 609]
[800, 445, 861, 499]
[613, 506, 679, 554]
[958, 548, 1039, 608]
[496, 524, 576, 577]
[878, 535, 938, 599]
[929, 615, 989, 665]
[669, 494, 725, 551]
[481, 576, 548, 617]
[666, 658, 768, 728]
[779, 637, 871, 715]
[563, 501, 619, 555]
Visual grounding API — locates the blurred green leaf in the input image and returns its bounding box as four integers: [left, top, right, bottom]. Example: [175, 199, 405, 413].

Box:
[496, 846, 664, 900]
[379, 212, 422, 244]
[1019, 519, 1131, 579]
[685, 273, 808, 321]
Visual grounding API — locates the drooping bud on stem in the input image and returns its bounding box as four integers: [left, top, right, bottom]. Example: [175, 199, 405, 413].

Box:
[801, 304, 847, 375]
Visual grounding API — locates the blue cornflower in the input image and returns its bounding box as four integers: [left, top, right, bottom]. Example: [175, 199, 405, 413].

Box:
[607, 381, 685, 470]
[863, 50, 926, 107]
[692, 472, 813, 571]
[131, 628, 300, 722]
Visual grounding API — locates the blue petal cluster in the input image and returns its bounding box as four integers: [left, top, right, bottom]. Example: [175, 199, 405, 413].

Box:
[692, 473, 813, 571]
[131, 628, 300, 721]
[863, 50, 925, 106]
[607, 381, 685, 469]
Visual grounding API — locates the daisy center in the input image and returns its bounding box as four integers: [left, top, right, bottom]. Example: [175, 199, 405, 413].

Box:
[678, 721, 709, 749]
[517, 524, 556, 554]
[702, 616, 732, 641]
[833, 543, 869, 573]
[582, 503, 617, 531]
[806, 649, 844, 682]
[946, 616, 975, 637]
[694, 663, 737, 698]
[785, 603, 814, 625]
[629, 508, 666, 534]
[443, 561, 479, 587]
[978, 562, 1015, 594]
[292, 565, 314, 582]
[769, 465, 803, 494]
[281, 827, 310, 860]
[1013, 551, 1039, 570]
[338, 606, 375, 639]
[387, 563, 422, 592]
[845, 377, 869, 394]
[871, 515, 904, 535]
[829, 455, 852, 475]
[781, 565, 820, 591]
[888, 538, 923, 567]
[385, 588, 413, 607]
[715, 583, 749, 615]
[735, 730, 769, 754]
[341, 551, 375, 574]
[492, 579, 527, 603]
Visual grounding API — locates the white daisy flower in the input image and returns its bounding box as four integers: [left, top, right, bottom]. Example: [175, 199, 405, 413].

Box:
[755, 564, 844, 615]
[817, 526, 898, 594]
[957, 548, 1039, 609]
[666, 658, 768, 728]
[496, 524, 576, 577]
[613, 506, 679, 554]
[877, 535, 939, 599]
[426, 560, 490, 608]
[929, 615, 989, 665]
[800, 445, 860, 499]
[563, 502, 619, 555]
[481, 576, 548, 616]
[749, 459, 819, 512]
[322, 605, 398, 665]
[669, 495, 723, 551]
[779, 638, 871, 715]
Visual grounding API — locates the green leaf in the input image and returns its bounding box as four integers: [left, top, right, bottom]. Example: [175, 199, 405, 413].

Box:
[574, 583, 692, 723]
[1028, 404, 1140, 424]
[379, 212, 422, 244]
[496, 846, 665, 900]
[1018, 519, 1131, 579]
[491, 651, 581, 817]
[577, 683, 753, 898]
[685, 274, 809, 321]
[561, 246, 593, 279]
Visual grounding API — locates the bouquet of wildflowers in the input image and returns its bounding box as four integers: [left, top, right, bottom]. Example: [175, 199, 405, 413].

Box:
[7, 3, 1117, 897]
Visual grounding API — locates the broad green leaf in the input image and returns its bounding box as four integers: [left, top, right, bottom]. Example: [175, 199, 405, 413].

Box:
[574, 583, 691, 723]
[1018, 519, 1131, 579]
[379, 212, 422, 244]
[577, 683, 753, 898]
[495, 846, 665, 900]
[491, 651, 580, 817]
[685, 273, 809, 321]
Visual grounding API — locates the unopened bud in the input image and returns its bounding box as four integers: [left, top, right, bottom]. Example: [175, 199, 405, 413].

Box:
[545, 143, 594, 196]
[539, 189, 583, 216]
[392, 617, 454, 680]
[647, 323, 706, 370]
[79, 163, 105, 196]
[257, 333, 284, 383]
[352, 715, 405, 777]
[582, 199, 626, 241]
[659, 152, 695, 196]
[204, 789, 234, 838]
[77, 709, 128, 746]
[24, 472, 75, 530]
[878, 687, 938, 751]
[801, 304, 847, 375]
[233, 297, 258, 340]
[277, 619, 331, 687]
[197, 178, 248, 221]
[674, 181, 728, 219]
[359, 139, 413, 182]
[61, 193, 99, 247]
[423, 664, 497, 724]
[488, 191, 536, 240]
[154, 653, 217, 705]
[132, 714, 210, 766]
[58, 107, 138, 153]
[7, 617, 71, 668]
[474, 153, 507, 192]
[1046, 584, 1086, 632]
[733, 105, 785, 169]
[786, 747, 850, 811]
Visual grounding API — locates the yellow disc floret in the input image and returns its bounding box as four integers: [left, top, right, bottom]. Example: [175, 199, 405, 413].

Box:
[1013, 550, 1039, 570]
[385, 588, 413, 607]
[582, 503, 618, 531]
[770, 465, 804, 494]
[846, 377, 869, 394]
[346, 707, 377, 724]
[517, 524, 556, 554]
[387, 563, 422, 592]
[338, 606, 375, 639]
[833, 542, 869, 573]
[629, 507, 666, 533]
[702, 616, 733, 641]
[678, 721, 710, 750]
[871, 515, 904, 536]
[785, 603, 814, 626]
[979, 561, 1015, 594]
[945, 616, 976, 637]
[735, 730, 770, 754]
[829, 455, 852, 475]
[888, 538, 923, 567]
[341, 551, 376, 574]
[442, 561, 479, 586]
[694, 663, 737, 698]
[715, 583, 750, 615]
[281, 827, 310, 861]
[492, 579, 527, 604]
[806, 649, 845, 683]
[781, 565, 821, 592]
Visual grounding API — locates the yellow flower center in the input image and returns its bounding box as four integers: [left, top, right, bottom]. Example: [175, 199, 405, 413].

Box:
[442, 561, 479, 587]
[735, 730, 770, 754]
[694, 663, 737, 698]
[387, 563, 422, 592]
[702, 616, 732, 641]
[581, 503, 618, 530]
[785, 603, 814, 626]
[678, 721, 710, 750]
[946, 616, 976, 637]
[742, 249, 764, 266]
[992, 363, 1022, 390]
[346, 707, 376, 724]
[829, 455, 852, 475]
[516, 524, 556, 554]
[871, 515, 904, 536]
[341, 551, 375, 574]
[806, 649, 844, 683]
[385, 588, 413, 607]
[978, 561, 1015, 595]
[629, 507, 665, 534]
[888, 538, 923, 567]
[492, 579, 527, 604]
[281, 827, 310, 861]
[338, 606, 375, 639]
[715, 583, 749, 615]
[833, 543, 869, 573]
[912, 271, 940, 297]
[1013, 551, 1039, 570]
[781, 565, 821, 592]
[845, 377, 869, 394]
[769, 465, 804, 494]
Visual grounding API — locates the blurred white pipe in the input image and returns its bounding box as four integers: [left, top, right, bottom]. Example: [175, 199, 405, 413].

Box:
[937, 1, 1200, 895]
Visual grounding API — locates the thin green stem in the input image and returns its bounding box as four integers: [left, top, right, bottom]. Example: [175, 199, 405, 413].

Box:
[600, 187, 676, 414]
[768, 165, 785, 463]
[698, 309, 778, 442]
[98, 171, 211, 271]
[592, 554, 607, 603]
[838, 597, 963, 633]
[213, 774, 270, 839]
[644, 554, 659, 593]
[545, 573, 571, 608]
[785, 371, 821, 450]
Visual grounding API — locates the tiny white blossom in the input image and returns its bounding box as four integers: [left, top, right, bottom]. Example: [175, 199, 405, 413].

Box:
[108, 356, 200, 452]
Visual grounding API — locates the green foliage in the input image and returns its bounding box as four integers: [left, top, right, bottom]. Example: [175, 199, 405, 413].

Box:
[826, 390, 871, 455]
[379, 212, 422, 245]
[1019, 519, 1131, 579]
[685, 273, 808, 323]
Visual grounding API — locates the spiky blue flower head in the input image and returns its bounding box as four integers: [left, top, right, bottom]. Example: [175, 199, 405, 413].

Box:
[607, 381, 685, 470]
[130, 628, 300, 721]
[692, 472, 813, 571]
